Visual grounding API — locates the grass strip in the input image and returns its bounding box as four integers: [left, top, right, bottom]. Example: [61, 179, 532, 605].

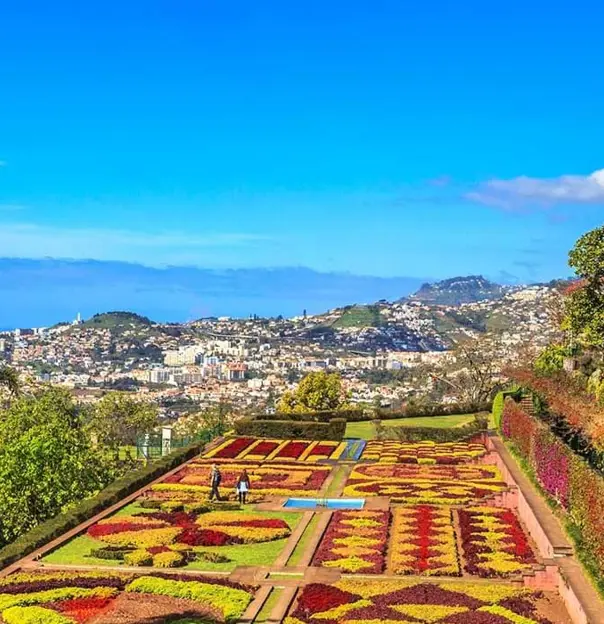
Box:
[254, 588, 283, 623]
[324, 466, 347, 498]
[286, 513, 321, 567]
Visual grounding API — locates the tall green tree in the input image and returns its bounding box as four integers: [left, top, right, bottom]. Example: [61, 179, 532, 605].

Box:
[564, 226, 604, 349]
[0, 365, 20, 400]
[88, 392, 159, 461]
[278, 370, 349, 413]
[0, 387, 114, 546]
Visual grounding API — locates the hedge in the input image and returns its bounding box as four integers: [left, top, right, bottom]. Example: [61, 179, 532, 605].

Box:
[234, 417, 346, 440]
[492, 387, 520, 430]
[256, 402, 491, 424]
[0, 441, 205, 571]
[379, 415, 488, 442]
[501, 398, 604, 591]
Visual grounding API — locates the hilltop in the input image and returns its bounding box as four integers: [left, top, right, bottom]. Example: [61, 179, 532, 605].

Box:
[405, 275, 510, 305]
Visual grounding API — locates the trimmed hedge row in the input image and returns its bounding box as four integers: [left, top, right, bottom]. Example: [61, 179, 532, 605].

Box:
[492, 388, 521, 430]
[501, 398, 604, 590]
[0, 441, 205, 571]
[378, 415, 489, 442]
[234, 417, 346, 440]
[258, 402, 492, 424]
[256, 409, 363, 423]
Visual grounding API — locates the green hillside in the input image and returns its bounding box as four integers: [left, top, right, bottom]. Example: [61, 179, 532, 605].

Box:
[332, 305, 385, 328]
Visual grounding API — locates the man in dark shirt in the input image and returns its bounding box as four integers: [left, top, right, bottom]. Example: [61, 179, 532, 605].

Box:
[209, 464, 222, 501]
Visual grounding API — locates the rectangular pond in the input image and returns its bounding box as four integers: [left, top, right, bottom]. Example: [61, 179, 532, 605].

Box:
[283, 498, 365, 510]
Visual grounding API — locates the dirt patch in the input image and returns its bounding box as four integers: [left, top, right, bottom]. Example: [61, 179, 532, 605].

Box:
[91, 593, 222, 624]
[536, 591, 574, 624]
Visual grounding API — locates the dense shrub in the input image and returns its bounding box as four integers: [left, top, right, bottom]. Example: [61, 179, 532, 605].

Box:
[534, 344, 569, 376]
[0, 441, 205, 571]
[255, 402, 490, 424]
[380, 416, 488, 442]
[509, 368, 604, 451]
[501, 398, 604, 585]
[234, 417, 346, 440]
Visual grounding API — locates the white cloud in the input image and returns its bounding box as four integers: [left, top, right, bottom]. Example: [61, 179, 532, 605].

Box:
[466, 168, 604, 209]
[0, 223, 269, 265]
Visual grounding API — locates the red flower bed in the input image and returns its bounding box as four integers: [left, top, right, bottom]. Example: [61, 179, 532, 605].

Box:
[220, 518, 289, 529]
[178, 527, 242, 546]
[312, 510, 390, 574]
[213, 437, 256, 459]
[249, 440, 280, 455]
[54, 596, 114, 624]
[459, 507, 536, 577]
[274, 441, 309, 459]
[309, 443, 336, 456]
[87, 522, 166, 538]
[288, 581, 554, 623]
[294, 583, 358, 618]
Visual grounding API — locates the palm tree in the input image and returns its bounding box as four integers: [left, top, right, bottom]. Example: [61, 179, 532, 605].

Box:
[0, 366, 20, 398]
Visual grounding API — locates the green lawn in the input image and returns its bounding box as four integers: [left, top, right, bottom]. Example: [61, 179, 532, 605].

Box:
[43, 504, 302, 572]
[286, 513, 321, 567]
[255, 588, 283, 623]
[345, 413, 482, 440]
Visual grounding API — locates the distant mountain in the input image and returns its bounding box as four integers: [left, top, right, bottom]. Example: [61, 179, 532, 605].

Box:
[0, 258, 426, 328]
[406, 275, 509, 305]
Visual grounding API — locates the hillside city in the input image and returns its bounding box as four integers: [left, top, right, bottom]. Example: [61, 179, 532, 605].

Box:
[0, 276, 562, 422]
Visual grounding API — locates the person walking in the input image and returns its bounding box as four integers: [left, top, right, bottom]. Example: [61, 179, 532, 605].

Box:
[236, 469, 250, 504]
[209, 464, 222, 501]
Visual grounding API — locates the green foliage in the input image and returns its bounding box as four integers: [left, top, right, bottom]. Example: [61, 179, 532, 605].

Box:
[587, 370, 604, 405]
[332, 305, 385, 328]
[534, 344, 569, 376]
[0, 365, 20, 400]
[83, 311, 153, 329]
[379, 415, 488, 442]
[278, 371, 349, 413]
[564, 226, 604, 349]
[0, 441, 203, 571]
[3, 605, 73, 624]
[125, 576, 253, 622]
[0, 387, 116, 547]
[87, 392, 159, 460]
[569, 225, 604, 281]
[234, 417, 346, 440]
[174, 403, 231, 438]
[124, 549, 152, 566]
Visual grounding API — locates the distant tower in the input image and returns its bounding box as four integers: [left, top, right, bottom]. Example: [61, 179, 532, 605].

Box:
[73, 312, 82, 326]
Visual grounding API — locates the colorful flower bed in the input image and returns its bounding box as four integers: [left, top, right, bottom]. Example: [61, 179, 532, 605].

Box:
[286, 579, 561, 623]
[311, 510, 390, 573]
[501, 399, 604, 578]
[84, 509, 291, 567]
[0, 570, 255, 623]
[389, 506, 460, 576]
[202, 437, 345, 462]
[360, 440, 487, 464]
[152, 461, 331, 500]
[344, 464, 507, 505]
[458, 506, 537, 577]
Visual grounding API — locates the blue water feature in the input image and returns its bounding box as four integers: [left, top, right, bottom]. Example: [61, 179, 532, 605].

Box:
[283, 498, 365, 509]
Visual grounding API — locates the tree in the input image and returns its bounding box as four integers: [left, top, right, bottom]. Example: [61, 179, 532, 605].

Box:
[174, 402, 232, 438]
[0, 387, 115, 546]
[564, 226, 604, 349]
[88, 392, 158, 461]
[0, 365, 20, 401]
[278, 371, 349, 413]
[428, 336, 504, 406]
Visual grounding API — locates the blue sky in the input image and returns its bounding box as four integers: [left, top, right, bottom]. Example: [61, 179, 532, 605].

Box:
[1, 0, 604, 285]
